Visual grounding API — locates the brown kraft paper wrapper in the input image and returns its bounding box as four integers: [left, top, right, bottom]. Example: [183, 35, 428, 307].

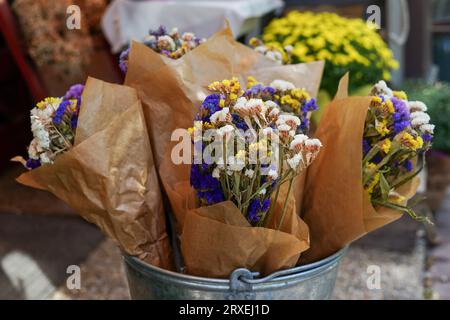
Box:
[181, 183, 310, 278]
[124, 26, 324, 226]
[15, 78, 173, 269]
[301, 74, 420, 263]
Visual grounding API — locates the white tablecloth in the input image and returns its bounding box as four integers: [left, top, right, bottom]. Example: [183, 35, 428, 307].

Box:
[102, 0, 284, 53]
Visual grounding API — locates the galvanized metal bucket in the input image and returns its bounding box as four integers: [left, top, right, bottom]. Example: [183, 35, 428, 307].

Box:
[123, 248, 347, 300]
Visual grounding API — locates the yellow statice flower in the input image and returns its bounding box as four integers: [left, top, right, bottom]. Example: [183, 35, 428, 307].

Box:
[380, 139, 392, 154]
[376, 119, 390, 136]
[365, 162, 380, 195]
[36, 97, 62, 110]
[247, 76, 261, 89]
[393, 91, 408, 100]
[399, 132, 423, 151]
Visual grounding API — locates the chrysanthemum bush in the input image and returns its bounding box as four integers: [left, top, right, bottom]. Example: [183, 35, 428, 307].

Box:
[189, 77, 321, 226]
[21, 84, 84, 169]
[363, 81, 434, 221]
[260, 11, 399, 96]
[119, 26, 205, 73]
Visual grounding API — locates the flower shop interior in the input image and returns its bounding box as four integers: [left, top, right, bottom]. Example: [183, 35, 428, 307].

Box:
[0, 0, 450, 300]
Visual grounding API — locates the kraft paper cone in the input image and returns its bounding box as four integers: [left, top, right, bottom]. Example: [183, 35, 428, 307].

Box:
[301, 74, 420, 263]
[124, 27, 324, 167]
[16, 78, 172, 269]
[181, 200, 309, 278]
[124, 26, 324, 226]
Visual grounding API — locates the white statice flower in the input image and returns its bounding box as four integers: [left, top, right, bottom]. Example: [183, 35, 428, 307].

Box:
[304, 138, 323, 151]
[216, 157, 225, 170]
[31, 119, 50, 149]
[408, 101, 427, 113]
[31, 98, 61, 122]
[144, 35, 157, 46]
[264, 100, 278, 110]
[27, 138, 40, 160]
[212, 167, 221, 179]
[210, 107, 230, 124]
[269, 80, 295, 91]
[290, 134, 309, 152]
[262, 127, 274, 136]
[158, 35, 176, 51]
[284, 45, 293, 53]
[234, 97, 249, 116]
[420, 124, 435, 134]
[245, 169, 255, 178]
[227, 156, 245, 172]
[246, 99, 265, 115]
[268, 107, 280, 118]
[277, 114, 301, 128]
[182, 32, 194, 41]
[372, 80, 393, 98]
[259, 188, 267, 196]
[39, 152, 52, 164]
[287, 154, 302, 170]
[277, 124, 291, 132]
[217, 125, 235, 137]
[254, 45, 267, 54]
[410, 112, 431, 127]
[266, 51, 282, 65]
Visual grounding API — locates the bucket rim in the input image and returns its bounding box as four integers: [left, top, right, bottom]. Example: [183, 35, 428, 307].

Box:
[123, 247, 348, 285]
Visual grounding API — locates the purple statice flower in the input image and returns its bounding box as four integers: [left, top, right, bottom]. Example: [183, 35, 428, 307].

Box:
[404, 160, 413, 172]
[64, 84, 84, 113]
[196, 94, 222, 122]
[64, 84, 84, 101]
[244, 85, 276, 100]
[392, 97, 410, 134]
[150, 25, 167, 37]
[363, 139, 371, 156]
[190, 164, 224, 206]
[160, 49, 171, 57]
[248, 198, 271, 223]
[422, 133, 433, 143]
[119, 48, 130, 73]
[301, 98, 319, 113]
[70, 113, 78, 129]
[26, 158, 41, 170]
[197, 189, 225, 205]
[232, 113, 249, 130]
[263, 86, 276, 96]
[394, 120, 410, 134]
[372, 154, 383, 164]
[244, 84, 265, 97]
[53, 100, 71, 125]
[298, 98, 318, 132]
[299, 117, 309, 133]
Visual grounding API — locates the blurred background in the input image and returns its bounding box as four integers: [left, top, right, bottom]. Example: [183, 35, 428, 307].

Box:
[0, 0, 449, 300]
